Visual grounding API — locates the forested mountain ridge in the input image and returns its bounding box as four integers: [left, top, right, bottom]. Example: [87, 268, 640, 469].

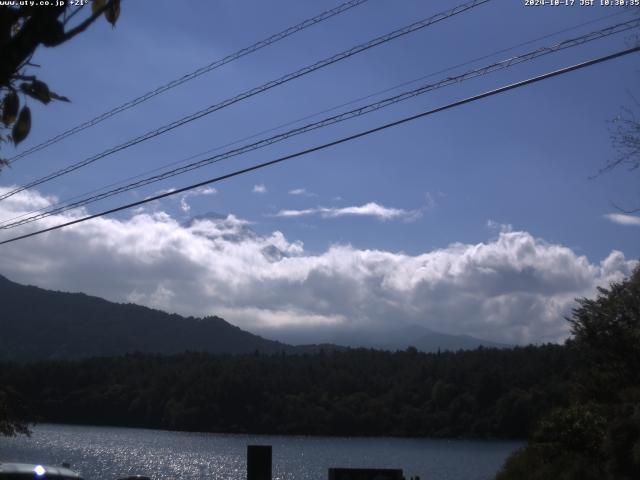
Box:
[0, 274, 295, 360]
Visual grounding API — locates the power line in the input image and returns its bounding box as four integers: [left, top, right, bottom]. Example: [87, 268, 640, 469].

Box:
[2, 18, 637, 231]
[7, 0, 370, 164]
[2, 8, 630, 230]
[2, 45, 637, 246]
[0, 0, 490, 202]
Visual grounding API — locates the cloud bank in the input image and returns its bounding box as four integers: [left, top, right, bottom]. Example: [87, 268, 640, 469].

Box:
[0, 187, 635, 345]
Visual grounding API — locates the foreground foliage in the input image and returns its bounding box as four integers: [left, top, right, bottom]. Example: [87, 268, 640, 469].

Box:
[0, 386, 30, 436]
[497, 266, 640, 480]
[1, 1, 120, 165]
[0, 344, 572, 439]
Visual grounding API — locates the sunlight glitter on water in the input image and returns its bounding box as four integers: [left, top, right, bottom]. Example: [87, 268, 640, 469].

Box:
[0, 424, 521, 480]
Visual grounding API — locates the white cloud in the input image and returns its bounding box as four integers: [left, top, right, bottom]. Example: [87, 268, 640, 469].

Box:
[252, 184, 267, 194]
[143, 186, 217, 213]
[215, 306, 345, 328]
[145, 187, 176, 200]
[487, 220, 514, 233]
[179, 186, 217, 213]
[604, 213, 640, 226]
[189, 186, 218, 197]
[424, 192, 437, 210]
[0, 186, 635, 346]
[288, 188, 317, 197]
[274, 208, 316, 218]
[275, 202, 420, 221]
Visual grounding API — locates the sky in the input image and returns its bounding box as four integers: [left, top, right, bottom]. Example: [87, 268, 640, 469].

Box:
[0, 0, 638, 346]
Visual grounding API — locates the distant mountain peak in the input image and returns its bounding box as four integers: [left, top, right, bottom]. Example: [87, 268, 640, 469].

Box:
[275, 323, 511, 353]
[183, 211, 228, 224]
[182, 212, 258, 243]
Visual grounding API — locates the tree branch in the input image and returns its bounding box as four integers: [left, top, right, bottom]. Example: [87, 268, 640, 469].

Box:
[612, 200, 640, 214]
[52, 0, 114, 46]
[62, 5, 84, 26]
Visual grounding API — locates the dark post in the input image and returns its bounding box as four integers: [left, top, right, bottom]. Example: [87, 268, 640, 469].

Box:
[328, 468, 404, 480]
[247, 445, 272, 480]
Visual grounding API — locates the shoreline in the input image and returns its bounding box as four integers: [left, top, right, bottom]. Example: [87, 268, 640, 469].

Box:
[18, 422, 526, 444]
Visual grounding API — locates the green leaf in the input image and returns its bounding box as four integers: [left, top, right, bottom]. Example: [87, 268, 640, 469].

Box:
[92, 0, 107, 15]
[2, 91, 19, 126]
[49, 91, 70, 103]
[104, 0, 120, 26]
[12, 106, 31, 146]
[21, 80, 51, 104]
[40, 19, 64, 47]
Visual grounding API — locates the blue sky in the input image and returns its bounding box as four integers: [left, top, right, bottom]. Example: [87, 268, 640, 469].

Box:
[0, 0, 638, 345]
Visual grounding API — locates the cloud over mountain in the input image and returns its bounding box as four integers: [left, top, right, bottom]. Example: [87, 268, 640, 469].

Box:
[0, 187, 635, 345]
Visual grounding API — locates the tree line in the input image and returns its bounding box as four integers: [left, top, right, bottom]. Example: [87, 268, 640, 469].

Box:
[0, 344, 573, 439]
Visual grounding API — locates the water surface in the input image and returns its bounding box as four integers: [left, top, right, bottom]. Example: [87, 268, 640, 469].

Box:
[0, 424, 521, 480]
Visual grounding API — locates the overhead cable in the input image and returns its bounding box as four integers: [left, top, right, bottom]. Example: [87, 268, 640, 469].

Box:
[1, 45, 637, 246]
[2, 7, 629, 229]
[2, 18, 637, 230]
[7, 0, 371, 163]
[0, 0, 490, 202]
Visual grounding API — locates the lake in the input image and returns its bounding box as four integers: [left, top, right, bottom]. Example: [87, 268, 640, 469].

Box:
[0, 424, 521, 480]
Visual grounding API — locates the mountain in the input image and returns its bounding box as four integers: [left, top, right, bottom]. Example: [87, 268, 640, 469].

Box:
[0, 274, 299, 361]
[185, 212, 294, 262]
[266, 324, 509, 352]
[370, 324, 510, 351]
